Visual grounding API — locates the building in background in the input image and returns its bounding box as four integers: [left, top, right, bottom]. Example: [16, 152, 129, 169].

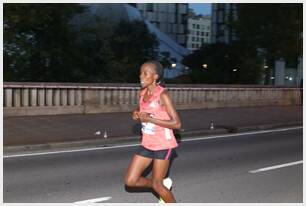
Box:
[129, 3, 188, 47]
[211, 3, 302, 86]
[186, 10, 211, 52]
[211, 3, 237, 44]
[78, 4, 190, 79]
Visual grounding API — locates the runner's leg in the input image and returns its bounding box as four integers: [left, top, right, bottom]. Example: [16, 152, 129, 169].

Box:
[152, 159, 176, 203]
[125, 154, 153, 188]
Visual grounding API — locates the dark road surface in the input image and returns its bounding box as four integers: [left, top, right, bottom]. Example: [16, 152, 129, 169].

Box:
[4, 127, 303, 203]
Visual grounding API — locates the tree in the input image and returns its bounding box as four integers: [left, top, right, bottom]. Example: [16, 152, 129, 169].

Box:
[4, 3, 87, 82]
[72, 15, 116, 82]
[4, 4, 160, 83]
[231, 4, 302, 83]
[79, 19, 159, 83]
[233, 4, 302, 60]
[106, 20, 159, 83]
[182, 43, 263, 84]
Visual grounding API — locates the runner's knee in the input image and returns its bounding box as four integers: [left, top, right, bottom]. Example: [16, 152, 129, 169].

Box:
[152, 180, 164, 193]
[124, 175, 138, 187]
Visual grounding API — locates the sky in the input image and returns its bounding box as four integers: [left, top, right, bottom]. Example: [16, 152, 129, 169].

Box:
[189, 3, 211, 15]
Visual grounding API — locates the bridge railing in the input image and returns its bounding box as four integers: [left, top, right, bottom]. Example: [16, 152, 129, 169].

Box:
[3, 82, 301, 116]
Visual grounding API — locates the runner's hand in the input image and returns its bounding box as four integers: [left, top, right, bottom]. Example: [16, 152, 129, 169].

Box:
[139, 112, 152, 123]
[132, 110, 140, 120]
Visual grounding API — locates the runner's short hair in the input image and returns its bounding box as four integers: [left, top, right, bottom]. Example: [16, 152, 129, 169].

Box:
[144, 60, 164, 85]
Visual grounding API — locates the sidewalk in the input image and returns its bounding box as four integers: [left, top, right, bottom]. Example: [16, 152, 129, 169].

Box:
[4, 106, 302, 152]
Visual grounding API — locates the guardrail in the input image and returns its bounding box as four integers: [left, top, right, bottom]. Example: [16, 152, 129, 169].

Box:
[3, 82, 301, 116]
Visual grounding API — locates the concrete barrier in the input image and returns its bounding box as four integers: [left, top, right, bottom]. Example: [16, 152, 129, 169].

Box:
[3, 82, 301, 116]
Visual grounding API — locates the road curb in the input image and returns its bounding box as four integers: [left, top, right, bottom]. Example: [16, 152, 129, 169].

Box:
[3, 121, 302, 155]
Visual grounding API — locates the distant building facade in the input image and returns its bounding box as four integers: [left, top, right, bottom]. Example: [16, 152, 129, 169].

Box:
[211, 3, 302, 86]
[211, 3, 238, 44]
[186, 14, 211, 52]
[129, 3, 188, 47]
[78, 4, 190, 79]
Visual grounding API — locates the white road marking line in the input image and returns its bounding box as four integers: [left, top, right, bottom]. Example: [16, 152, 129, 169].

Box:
[249, 160, 303, 173]
[3, 143, 141, 158]
[182, 126, 302, 142]
[4, 126, 302, 158]
[74, 196, 112, 203]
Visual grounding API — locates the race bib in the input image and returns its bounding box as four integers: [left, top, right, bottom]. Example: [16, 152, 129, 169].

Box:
[142, 122, 156, 135]
[141, 114, 155, 135]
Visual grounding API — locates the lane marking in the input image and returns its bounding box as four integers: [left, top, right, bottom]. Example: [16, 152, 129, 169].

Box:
[4, 126, 302, 158]
[3, 143, 141, 158]
[74, 196, 112, 203]
[249, 160, 303, 173]
[181, 126, 302, 143]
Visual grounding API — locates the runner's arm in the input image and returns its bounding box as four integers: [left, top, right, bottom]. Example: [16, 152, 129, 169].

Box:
[132, 90, 141, 120]
[139, 91, 181, 129]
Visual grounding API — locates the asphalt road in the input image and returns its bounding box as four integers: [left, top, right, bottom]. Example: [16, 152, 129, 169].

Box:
[3, 127, 303, 203]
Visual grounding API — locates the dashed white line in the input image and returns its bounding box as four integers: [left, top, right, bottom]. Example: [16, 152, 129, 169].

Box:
[74, 196, 112, 203]
[3, 126, 302, 158]
[249, 160, 303, 173]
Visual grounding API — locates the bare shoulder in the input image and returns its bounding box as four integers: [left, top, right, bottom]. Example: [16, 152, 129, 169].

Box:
[160, 89, 170, 98]
[160, 89, 173, 105]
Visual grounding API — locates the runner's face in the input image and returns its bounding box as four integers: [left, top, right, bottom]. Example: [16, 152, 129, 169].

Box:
[139, 64, 158, 88]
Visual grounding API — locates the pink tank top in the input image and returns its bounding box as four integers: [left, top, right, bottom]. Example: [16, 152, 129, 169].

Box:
[139, 85, 178, 151]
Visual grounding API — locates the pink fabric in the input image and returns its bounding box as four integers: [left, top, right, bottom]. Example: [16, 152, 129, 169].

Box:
[165, 149, 172, 160]
[139, 85, 178, 151]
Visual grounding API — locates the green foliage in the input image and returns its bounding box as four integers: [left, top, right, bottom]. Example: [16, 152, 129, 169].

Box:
[182, 43, 263, 84]
[182, 3, 302, 85]
[4, 3, 87, 82]
[4, 4, 159, 83]
[232, 3, 302, 62]
[228, 3, 302, 84]
[108, 20, 159, 83]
